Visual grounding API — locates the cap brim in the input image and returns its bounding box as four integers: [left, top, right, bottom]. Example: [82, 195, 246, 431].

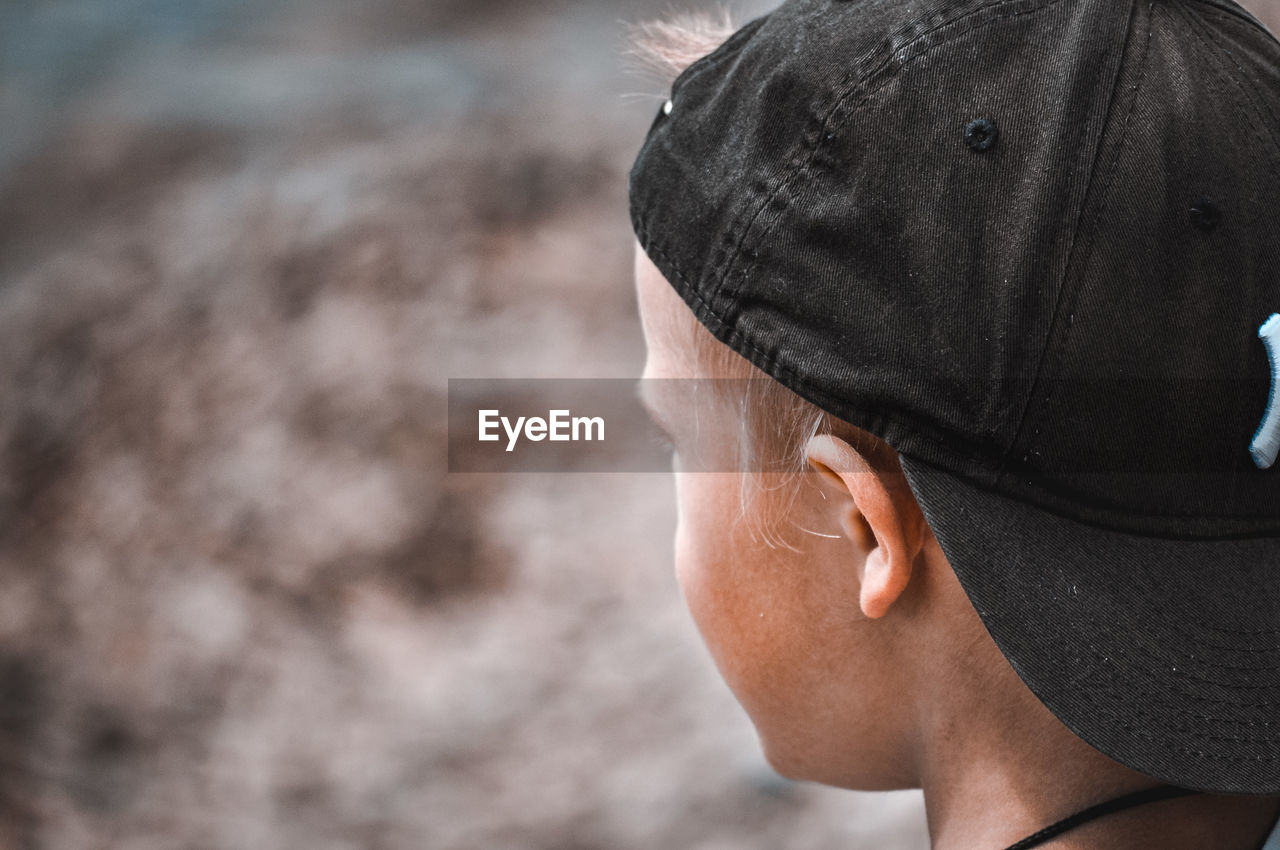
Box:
[898, 454, 1280, 794]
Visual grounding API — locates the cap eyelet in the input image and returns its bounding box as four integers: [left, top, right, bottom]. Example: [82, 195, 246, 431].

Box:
[1189, 197, 1221, 232]
[662, 99, 673, 116]
[964, 117, 999, 152]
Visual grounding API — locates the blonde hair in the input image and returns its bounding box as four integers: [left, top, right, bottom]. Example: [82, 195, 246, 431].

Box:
[628, 9, 899, 550]
[625, 8, 738, 84]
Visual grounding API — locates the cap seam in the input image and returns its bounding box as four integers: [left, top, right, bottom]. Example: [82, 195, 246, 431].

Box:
[1170, 2, 1280, 476]
[691, 3, 833, 300]
[1008, 0, 1280, 485]
[1183, 2, 1280, 156]
[1131, 564, 1280, 656]
[1056, 623, 1280, 744]
[711, 0, 1068, 313]
[1059, 589, 1280, 708]
[715, 0, 1085, 463]
[998, 0, 1147, 478]
[1083, 618, 1280, 715]
[1184, 0, 1280, 47]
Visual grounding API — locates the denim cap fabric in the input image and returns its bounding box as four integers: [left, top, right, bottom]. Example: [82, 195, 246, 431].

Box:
[629, 0, 1280, 792]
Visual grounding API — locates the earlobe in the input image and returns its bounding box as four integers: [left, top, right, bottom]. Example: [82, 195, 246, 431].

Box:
[804, 434, 927, 619]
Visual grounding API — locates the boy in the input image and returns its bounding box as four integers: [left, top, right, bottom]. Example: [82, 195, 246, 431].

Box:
[627, 0, 1280, 847]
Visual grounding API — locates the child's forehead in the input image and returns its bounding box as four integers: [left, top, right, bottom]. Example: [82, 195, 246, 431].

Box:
[635, 244, 703, 378]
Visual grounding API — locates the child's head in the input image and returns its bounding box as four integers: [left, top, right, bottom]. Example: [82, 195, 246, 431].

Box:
[627, 0, 1280, 807]
[637, 237, 998, 790]
[636, 188, 1150, 798]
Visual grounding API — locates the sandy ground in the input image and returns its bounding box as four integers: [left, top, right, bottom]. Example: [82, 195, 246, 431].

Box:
[3, 0, 1279, 848]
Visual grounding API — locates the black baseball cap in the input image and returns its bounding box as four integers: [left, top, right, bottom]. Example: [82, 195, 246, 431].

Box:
[628, 0, 1280, 793]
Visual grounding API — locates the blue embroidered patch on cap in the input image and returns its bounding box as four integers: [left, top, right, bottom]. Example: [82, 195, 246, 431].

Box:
[1250, 313, 1280, 470]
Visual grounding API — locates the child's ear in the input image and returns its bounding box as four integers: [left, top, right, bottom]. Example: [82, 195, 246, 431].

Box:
[803, 434, 929, 619]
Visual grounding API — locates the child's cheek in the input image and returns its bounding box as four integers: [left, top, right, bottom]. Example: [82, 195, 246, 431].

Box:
[671, 473, 795, 698]
[671, 472, 735, 626]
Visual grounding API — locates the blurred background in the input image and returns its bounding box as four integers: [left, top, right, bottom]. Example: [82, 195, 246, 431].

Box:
[1, 1, 1277, 848]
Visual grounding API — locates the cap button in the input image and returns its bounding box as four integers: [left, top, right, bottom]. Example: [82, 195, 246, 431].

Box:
[1189, 197, 1221, 232]
[964, 117, 999, 152]
[662, 99, 673, 116]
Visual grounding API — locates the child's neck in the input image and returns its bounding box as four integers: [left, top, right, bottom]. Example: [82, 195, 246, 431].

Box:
[915, 679, 1280, 850]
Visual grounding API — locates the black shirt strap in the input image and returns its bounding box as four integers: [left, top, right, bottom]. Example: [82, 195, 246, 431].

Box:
[1002, 786, 1201, 850]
